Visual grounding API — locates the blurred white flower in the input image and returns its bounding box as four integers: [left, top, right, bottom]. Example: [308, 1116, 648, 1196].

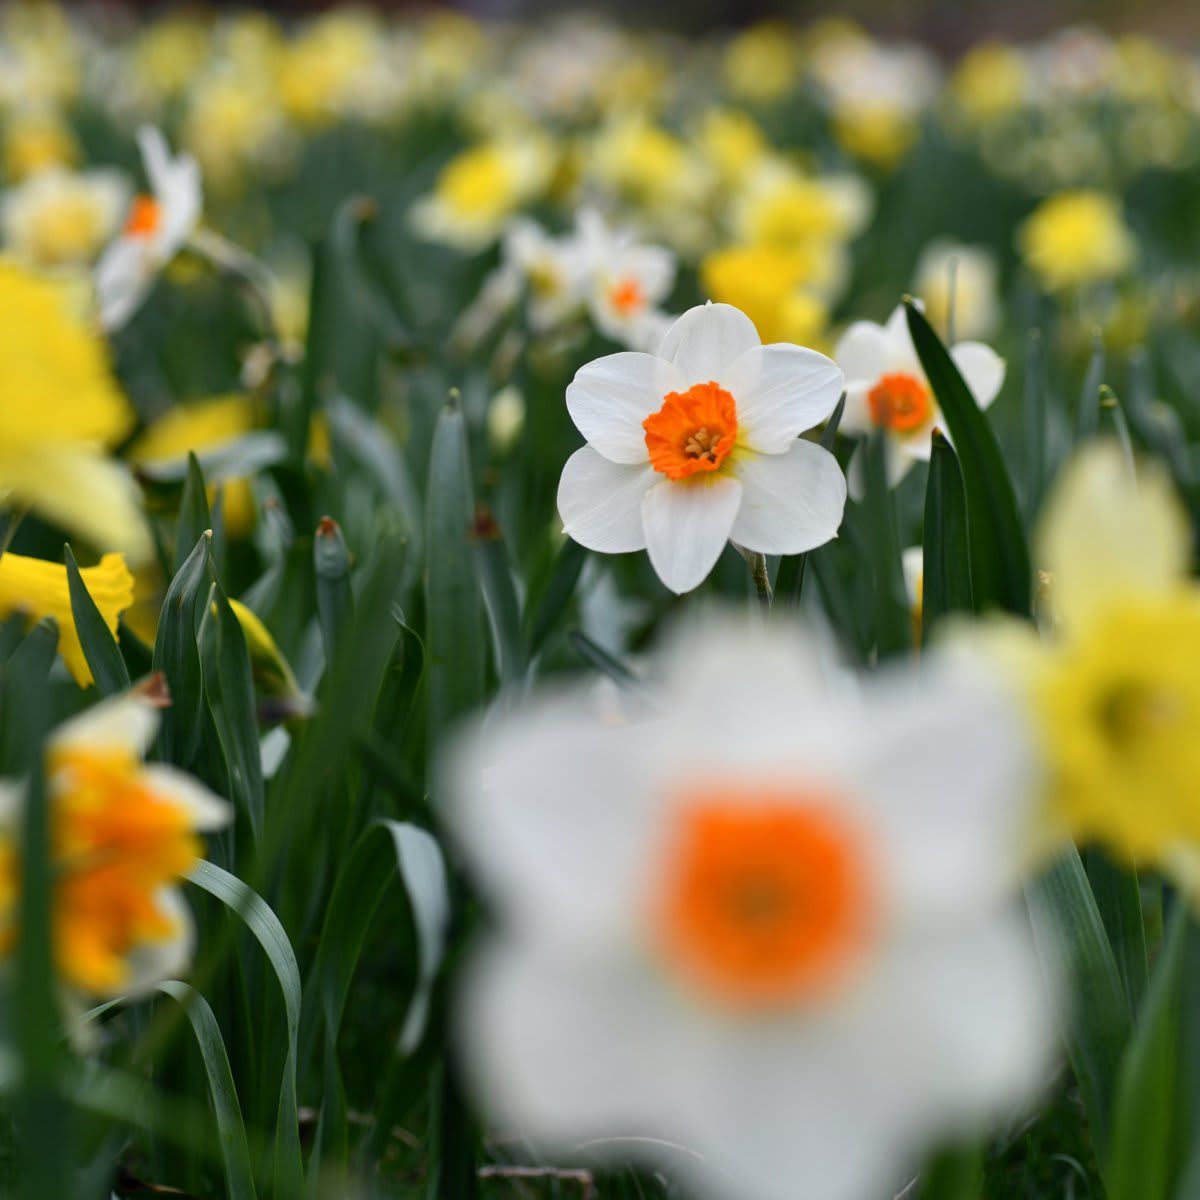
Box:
[576, 208, 676, 350]
[912, 240, 1001, 342]
[445, 615, 1056, 1200]
[1, 165, 128, 270]
[835, 303, 1004, 494]
[95, 126, 202, 331]
[557, 302, 846, 593]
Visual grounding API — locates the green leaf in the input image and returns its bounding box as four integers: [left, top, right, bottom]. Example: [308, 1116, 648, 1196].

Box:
[921, 431, 973, 639]
[524, 536, 587, 658]
[0, 619, 59, 775]
[1027, 846, 1131, 1156]
[920, 1143, 983, 1200]
[568, 629, 642, 690]
[199, 580, 265, 843]
[1022, 328, 1047, 522]
[177, 452, 213, 575]
[862, 430, 911, 659]
[905, 300, 1031, 616]
[189, 861, 303, 1199]
[1085, 848, 1148, 1018]
[1107, 906, 1186, 1200]
[153, 531, 212, 766]
[425, 398, 484, 740]
[473, 508, 525, 685]
[65, 544, 130, 696]
[1076, 331, 1106, 441]
[314, 516, 353, 667]
[155, 981, 257, 1200]
[775, 394, 845, 608]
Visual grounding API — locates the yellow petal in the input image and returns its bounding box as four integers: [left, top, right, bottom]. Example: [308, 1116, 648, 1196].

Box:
[227, 598, 304, 704]
[0, 551, 134, 687]
[1037, 440, 1191, 634]
[0, 445, 152, 564]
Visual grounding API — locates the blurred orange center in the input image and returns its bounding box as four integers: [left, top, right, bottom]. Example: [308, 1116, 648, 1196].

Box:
[868, 372, 932, 433]
[124, 194, 162, 237]
[653, 789, 873, 1008]
[608, 276, 645, 316]
[643, 382, 738, 481]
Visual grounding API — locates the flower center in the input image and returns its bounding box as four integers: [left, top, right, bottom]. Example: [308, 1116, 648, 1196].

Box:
[651, 788, 875, 1009]
[608, 275, 645, 316]
[643, 381, 738, 481]
[124, 194, 163, 238]
[867, 372, 933, 434]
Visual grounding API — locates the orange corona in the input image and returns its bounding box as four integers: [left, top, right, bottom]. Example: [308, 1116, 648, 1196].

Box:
[643, 382, 738, 481]
[608, 276, 645, 316]
[124, 194, 162, 238]
[867, 372, 933, 434]
[652, 787, 874, 1008]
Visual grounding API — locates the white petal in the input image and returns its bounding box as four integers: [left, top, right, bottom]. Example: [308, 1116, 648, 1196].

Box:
[725, 345, 844, 453]
[52, 693, 159, 759]
[833, 320, 891, 386]
[95, 238, 154, 331]
[140, 765, 232, 832]
[565, 352, 685, 464]
[656, 303, 760, 387]
[950, 342, 1005, 410]
[847, 660, 1038, 916]
[137, 126, 173, 196]
[837, 380, 875, 436]
[730, 441, 846, 556]
[557, 447, 656, 553]
[641, 476, 742, 594]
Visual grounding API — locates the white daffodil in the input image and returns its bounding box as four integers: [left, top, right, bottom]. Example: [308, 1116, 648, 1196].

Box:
[95, 126, 202, 332]
[835, 303, 1005, 495]
[557, 302, 846, 594]
[0, 681, 230, 999]
[575, 209, 676, 351]
[912, 240, 1001, 342]
[503, 217, 590, 333]
[445, 615, 1056, 1200]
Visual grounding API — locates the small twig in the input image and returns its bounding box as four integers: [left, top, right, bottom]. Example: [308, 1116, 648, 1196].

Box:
[748, 550, 773, 608]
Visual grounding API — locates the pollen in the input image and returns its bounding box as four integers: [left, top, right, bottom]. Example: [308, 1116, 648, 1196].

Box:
[124, 193, 163, 237]
[643, 382, 738, 481]
[867, 372, 933, 434]
[608, 276, 645, 316]
[652, 788, 875, 1009]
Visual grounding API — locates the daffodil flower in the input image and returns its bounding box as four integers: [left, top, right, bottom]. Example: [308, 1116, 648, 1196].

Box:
[95, 126, 202, 331]
[835, 303, 1005, 494]
[0, 550, 133, 687]
[0, 260, 150, 561]
[971, 441, 1200, 885]
[0, 683, 230, 997]
[557, 302, 847, 594]
[444, 616, 1055, 1200]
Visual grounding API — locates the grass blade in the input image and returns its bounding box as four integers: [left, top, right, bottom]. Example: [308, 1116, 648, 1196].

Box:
[921, 431, 973, 639]
[65, 544, 130, 696]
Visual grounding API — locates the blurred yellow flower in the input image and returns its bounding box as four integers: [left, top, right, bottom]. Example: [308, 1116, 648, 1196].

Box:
[701, 244, 831, 347]
[0, 685, 230, 996]
[3, 108, 78, 182]
[949, 43, 1030, 125]
[1018, 190, 1135, 292]
[694, 109, 768, 186]
[912, 240, 1000, 341]
[833, 105, 919, 170]
[277, 10, 381, 128]
[735, 165, 871, 249]
[1, 166, 127, 269]
[0, 260, 149, 560]
[722, 23, 798, 104]
[412, 135, 555, 251]
[130, 13, 212, 105]
[0, 551, 133, 687]
[129, 395, 260, 538]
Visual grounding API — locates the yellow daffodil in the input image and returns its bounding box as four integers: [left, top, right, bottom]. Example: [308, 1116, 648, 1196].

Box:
[1018, 190, 1135, 293]
[0, 551, 133, 687]
[0, 260, 150, 561]
[721, 23, 799, 104]
[411, 135, 556, 252]
[968, 442, 1200, 886]
[129, 13, 213, 106]
[0, 682, 230, 996]
[128, 395, 260, 537]
[3, 107, 79, 182]
[949, 43, 1030, 125]
[733, 163, 872, 250]
[694, 109, 769, 186]
[1, 166, 128, 269]
[701, 243, 835, 348]
[277, 11, 382, 128]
